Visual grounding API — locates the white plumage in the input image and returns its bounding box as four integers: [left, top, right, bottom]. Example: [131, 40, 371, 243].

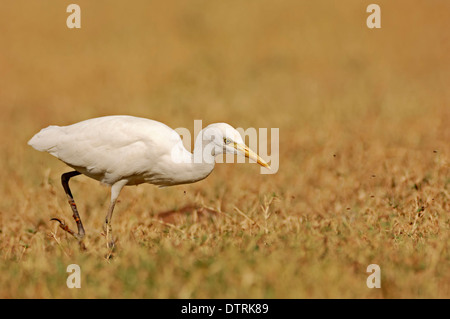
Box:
[28, 115, 269, 246]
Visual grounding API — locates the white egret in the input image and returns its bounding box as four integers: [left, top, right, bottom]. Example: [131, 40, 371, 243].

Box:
[28, 115, 269, 246]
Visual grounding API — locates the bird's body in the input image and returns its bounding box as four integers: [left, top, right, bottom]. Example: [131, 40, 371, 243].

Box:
[29, 115, 214, 187]
[28, 115, 269, 246]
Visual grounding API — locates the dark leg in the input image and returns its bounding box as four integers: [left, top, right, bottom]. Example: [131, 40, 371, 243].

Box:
[51, 171, 85, 240]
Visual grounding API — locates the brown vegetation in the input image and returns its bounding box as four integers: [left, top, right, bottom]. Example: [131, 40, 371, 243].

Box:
[0, 1, 448, 298]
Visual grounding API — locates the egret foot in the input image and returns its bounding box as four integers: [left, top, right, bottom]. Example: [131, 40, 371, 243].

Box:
[51, 218, 85, 241]
[102, 221, 116, 249]
[51, 218, 86, 250]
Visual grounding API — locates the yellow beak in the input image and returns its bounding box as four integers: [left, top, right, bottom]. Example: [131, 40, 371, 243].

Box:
[235, 143, 270, 169]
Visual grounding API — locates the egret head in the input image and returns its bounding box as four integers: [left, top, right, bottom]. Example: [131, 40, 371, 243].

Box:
[201, 123, 270, 169]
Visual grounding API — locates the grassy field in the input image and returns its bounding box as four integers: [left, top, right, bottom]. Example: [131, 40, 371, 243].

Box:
[0, 1, 449, 298]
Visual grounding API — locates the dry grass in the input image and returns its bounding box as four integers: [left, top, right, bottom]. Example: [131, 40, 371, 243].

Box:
[0, 0, 449, 298]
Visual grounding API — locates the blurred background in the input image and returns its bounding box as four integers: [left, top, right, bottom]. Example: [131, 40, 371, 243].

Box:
[0, 0, 448, 298]
[1, 0, 448, 137]
[2, 0, 448, 202]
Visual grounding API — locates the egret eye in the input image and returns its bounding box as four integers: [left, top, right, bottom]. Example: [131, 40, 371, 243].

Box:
[223, 137, 232, 145]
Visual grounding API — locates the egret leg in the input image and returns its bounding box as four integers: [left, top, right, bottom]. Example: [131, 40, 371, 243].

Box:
[51, 171, 85, 241]
[102, 179, 128, 248]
